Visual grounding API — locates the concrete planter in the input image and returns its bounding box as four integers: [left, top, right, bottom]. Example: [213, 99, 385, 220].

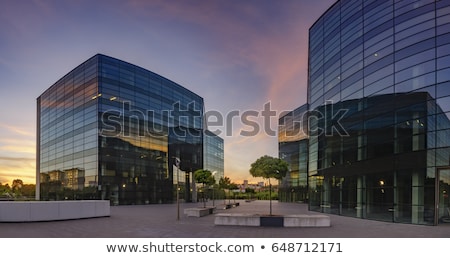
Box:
[283, 214, 331, 227]
[214, 213, 260, 226]
[184, 207, 216, 217]
[214, 213, 330, 227]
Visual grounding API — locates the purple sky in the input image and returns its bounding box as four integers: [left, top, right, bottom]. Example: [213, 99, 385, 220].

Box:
[0, 0, 335, 184]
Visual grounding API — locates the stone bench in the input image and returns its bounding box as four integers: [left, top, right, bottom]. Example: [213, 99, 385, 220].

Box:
[214, 213, 260, 226]
[214, 213, 331, 227]
[184, 207, 215, 217]
[283, 214, 331, 227]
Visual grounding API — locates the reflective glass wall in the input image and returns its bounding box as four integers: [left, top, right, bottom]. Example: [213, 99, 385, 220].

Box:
[38, 56, 99, 201]
[307, 0, 450, 225]
[38, 54, 204, 205]
[278, 104, 309, 203]
[203, 130, 224, 184]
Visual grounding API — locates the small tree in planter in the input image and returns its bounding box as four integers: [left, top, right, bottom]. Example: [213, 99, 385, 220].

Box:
[194, 169, 214, 208]
[245, 188, 255, 201]
[219, 176, 231, 204]
[229, 182, 239, 204]
[249, 155, 288, 216]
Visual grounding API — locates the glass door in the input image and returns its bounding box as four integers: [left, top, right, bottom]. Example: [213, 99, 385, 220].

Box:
[438, 168, 450, 224]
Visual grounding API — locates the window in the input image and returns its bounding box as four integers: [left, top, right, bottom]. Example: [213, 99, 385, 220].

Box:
[437, 55, 450, 70]
[395, 60, 435, 83]
[395, 48, 435, 71]
[395, 28, 435, 51]
[437, 68, 450, 83]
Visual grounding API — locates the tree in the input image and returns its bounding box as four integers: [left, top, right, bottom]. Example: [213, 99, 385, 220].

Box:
[12, 179, 23, 193]
[228, 183, 238, 203]
[245, 188, 255, 200]
[249, 155, 289, 215]
[194, 169, 214, 208]
[0, 183, 11, 195]
[21, 184, 36, 198]
[219, 176, 231, 204]
[219, 177, 239, 204]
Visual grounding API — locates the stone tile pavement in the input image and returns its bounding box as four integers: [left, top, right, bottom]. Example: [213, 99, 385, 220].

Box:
[0, 200, 449, 238]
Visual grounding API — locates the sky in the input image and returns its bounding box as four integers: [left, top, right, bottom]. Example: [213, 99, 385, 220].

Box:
[0, 0, 335, 185]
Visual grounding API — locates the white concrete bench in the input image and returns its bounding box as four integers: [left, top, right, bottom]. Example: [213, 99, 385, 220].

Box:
[184, 207, 215, 217]
[283, 214, 331, 227]
[0, 200, 110, 222]
[214, 213, 260, 226]
[214, 213, 331, 227]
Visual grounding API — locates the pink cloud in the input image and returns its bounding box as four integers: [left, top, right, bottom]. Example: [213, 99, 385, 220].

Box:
[0, 124, 34, 137]
[126, 1, 311, 183]
[125, 1, 314, 111]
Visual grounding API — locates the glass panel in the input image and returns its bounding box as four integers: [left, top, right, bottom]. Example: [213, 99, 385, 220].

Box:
[437, 55, 450, 70]
[366, 174, 394, 222]
[439, 169, 450, 224]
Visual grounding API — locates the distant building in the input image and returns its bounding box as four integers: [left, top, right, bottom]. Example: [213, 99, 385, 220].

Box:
[237, 181, 265, 193]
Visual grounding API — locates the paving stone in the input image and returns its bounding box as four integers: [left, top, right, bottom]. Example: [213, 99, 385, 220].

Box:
[0, 200, 449, 238]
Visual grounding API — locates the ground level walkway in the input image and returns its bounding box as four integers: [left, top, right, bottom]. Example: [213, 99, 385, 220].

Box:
[0, 200, 449, 237]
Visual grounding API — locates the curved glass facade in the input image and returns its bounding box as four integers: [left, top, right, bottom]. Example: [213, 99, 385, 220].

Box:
[37, 54, 205, 205]
[278, 104, 309, 203]
[307, 0, 450, 225]
[203, 130, 224, 183]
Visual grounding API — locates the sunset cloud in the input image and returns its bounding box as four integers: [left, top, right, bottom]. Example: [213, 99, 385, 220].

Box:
[0, 123, 35, 184]
[0, 156, 35, 184]
[0, 124, 34, 137]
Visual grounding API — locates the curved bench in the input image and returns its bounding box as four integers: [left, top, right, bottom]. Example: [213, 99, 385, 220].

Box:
[0, 200, 110, 222]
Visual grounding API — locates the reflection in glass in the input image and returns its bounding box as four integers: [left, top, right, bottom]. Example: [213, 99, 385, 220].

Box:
[302, 0, 450, 225]
[37, 54, 217, 205]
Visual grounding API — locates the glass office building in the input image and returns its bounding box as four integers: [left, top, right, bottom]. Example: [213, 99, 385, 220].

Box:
[203, 130, 224, 183]
[37, 54, 205, 205]
[278, 104, 309, 203]
[305, 0, 450, 225]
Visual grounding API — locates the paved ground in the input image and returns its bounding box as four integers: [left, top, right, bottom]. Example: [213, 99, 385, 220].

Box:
[0, 200, 449, 238]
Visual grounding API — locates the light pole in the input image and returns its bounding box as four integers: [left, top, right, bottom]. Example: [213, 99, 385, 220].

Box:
[211, 171, 217, 207]
[174, 157, 180, 220]
[269, 177, 272, 216]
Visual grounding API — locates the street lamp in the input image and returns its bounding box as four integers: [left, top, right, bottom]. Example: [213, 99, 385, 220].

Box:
[211, 171, 217, 207]
[174, 157, 181, 220]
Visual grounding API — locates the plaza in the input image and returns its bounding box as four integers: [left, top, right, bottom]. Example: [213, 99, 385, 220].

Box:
[0, 200, 448, 238]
